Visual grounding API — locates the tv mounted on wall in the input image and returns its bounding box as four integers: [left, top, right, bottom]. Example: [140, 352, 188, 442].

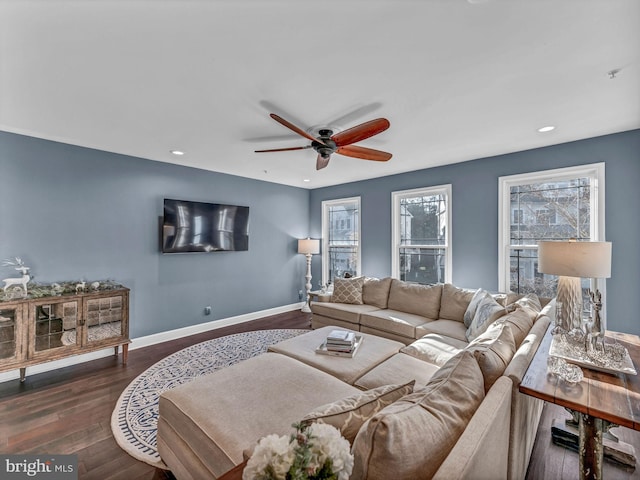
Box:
[162, 198, 249, 253]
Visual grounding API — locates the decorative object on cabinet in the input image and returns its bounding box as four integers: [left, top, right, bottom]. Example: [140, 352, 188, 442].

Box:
[0, 282, 129, 382]
[1, 257, 31, 295]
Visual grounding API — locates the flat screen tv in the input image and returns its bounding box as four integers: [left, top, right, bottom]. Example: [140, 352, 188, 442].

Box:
[162, 199, 249, 253]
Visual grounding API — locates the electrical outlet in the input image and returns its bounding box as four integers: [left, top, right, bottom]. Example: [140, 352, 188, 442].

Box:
[204, 306, 212, 315]
[298, 290, 303, 300]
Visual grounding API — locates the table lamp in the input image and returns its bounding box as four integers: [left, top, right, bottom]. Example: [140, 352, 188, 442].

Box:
[298, 238, 320, 313]
[538, 240, 611, 333]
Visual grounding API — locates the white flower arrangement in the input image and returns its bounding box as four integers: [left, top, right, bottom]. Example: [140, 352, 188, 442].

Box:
[243, 423, 354, 480]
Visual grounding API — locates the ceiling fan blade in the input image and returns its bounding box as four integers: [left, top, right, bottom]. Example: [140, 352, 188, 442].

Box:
[269, 114, 327, 147]
[254, 146, 312, 153]
[316, 154, 331, 170]
[336, 145, 392, 162]
[331, 118, 390, 147]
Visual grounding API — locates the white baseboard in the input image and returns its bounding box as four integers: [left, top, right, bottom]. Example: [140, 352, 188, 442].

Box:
[0, 302, 305, 384]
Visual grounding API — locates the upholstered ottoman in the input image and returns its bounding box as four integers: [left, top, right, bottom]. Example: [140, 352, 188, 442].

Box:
[157, 352, 360, 480]
[267, 326, 404, 385]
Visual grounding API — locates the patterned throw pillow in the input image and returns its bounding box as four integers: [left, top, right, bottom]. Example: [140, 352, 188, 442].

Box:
[332, 276, 365, 305]
[463, 288, 489, 327]
[465, 292, 507, 341]
[301, 381, 415, 444]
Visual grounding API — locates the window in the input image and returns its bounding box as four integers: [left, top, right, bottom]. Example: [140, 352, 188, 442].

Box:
[322, 197, 360, 285]
[392, 185, 452, 284]
[498, 163, 605, 297]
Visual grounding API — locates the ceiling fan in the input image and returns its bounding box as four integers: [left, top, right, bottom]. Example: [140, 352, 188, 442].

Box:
[255, 113, 392, 170]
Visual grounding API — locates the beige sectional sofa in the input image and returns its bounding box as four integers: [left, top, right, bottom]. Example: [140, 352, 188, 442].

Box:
[157, 278, 554, 480]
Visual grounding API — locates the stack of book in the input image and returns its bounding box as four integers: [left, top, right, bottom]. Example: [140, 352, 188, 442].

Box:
[325, 330, 356, 353]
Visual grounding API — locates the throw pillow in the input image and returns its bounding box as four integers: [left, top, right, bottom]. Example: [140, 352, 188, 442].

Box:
[463, 288, 489, 327]
[300, 381, 415, 444]
[351, 351, 485, 480]
[465, 292, 507, 341]
[332, 276, 364, 305]
[362, 277, 392, 309]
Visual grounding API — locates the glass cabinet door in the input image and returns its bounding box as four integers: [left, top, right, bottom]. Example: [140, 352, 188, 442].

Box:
[0, 303, 22, 363]
[31, 299, 81, 355]
[82, 293, 127, 346]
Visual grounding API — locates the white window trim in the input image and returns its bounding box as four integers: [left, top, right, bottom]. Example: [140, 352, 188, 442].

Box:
[498, 162, 606, 292]
[321, 196, 361, 285]
[391, 185, 452, 283]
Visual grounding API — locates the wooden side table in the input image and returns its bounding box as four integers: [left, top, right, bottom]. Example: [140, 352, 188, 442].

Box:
[520, 325, 640, 480]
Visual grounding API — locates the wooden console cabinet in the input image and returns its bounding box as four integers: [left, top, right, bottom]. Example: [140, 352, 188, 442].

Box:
[0, 287, 129, 381]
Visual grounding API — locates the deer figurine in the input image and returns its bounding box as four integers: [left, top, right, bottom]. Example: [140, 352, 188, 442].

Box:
[2, 257, 31, 294]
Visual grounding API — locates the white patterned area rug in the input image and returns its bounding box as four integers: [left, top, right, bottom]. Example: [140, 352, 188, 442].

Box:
[111, 328, 308, 469]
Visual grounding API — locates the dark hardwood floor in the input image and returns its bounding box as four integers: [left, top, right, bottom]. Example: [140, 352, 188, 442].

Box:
[1, 309, 639, 479]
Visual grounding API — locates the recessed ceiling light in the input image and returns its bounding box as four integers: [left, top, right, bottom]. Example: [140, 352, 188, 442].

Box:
[537, 126, 555, 133]
[303, 179, 311, 183]
[170, 150, 185, 156]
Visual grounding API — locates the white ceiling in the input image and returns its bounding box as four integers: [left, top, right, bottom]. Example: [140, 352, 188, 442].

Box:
[1, 0, 638, 189]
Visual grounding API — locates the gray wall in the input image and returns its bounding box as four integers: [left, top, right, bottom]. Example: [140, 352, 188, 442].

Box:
[310, 130, 640, 335]
[0, 132, 310, 338]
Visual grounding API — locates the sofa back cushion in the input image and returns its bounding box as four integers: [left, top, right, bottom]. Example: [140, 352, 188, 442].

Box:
[351, 350, 485, 480]
[468, 322, 517, 392]
[494, 307, 536, 347]
[362, 277, 392, 308]
[300, 381, 414, 444]
[387, 279, 442, 319]
[439, 283, 476, 322]
[332, 276, 364, 304]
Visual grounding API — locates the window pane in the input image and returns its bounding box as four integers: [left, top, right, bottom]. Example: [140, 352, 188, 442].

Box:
[328, 245, 358, 281]
[326, 201, 359, 283]
[509, 178, 591, 246]
[399, 247, 446, 284]
[508, 175, 595, 295]
[399, 193, 447, 246]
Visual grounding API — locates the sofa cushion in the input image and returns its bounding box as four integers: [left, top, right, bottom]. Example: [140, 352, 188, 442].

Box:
[360, 309, 431, 339]
[465, 292, 506, 341]
[439, 283, 475, 322]
[468, 322, 517, 392]
[301, 381, 415, 444]
[400, 333, 468, 367]
[354, 353, 441, 390]
[311, 302, 380, 324]
[332, 276, 364, 304]
[351, 350, 485, 480]
[387, 279, 442, 318]
[415, 319, 469, 342]
[362, 277, 392, 309]
[494, 307, 536, 347]
[511, 293, 542, 312]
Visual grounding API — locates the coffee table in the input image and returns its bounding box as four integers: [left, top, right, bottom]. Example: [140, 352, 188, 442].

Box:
[268, 326, 404, 384]
[519, 324, 640, 480]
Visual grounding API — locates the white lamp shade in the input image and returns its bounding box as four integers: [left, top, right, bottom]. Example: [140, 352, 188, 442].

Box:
[538, 241, 611, 278]
[298, 238, 320, 255]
